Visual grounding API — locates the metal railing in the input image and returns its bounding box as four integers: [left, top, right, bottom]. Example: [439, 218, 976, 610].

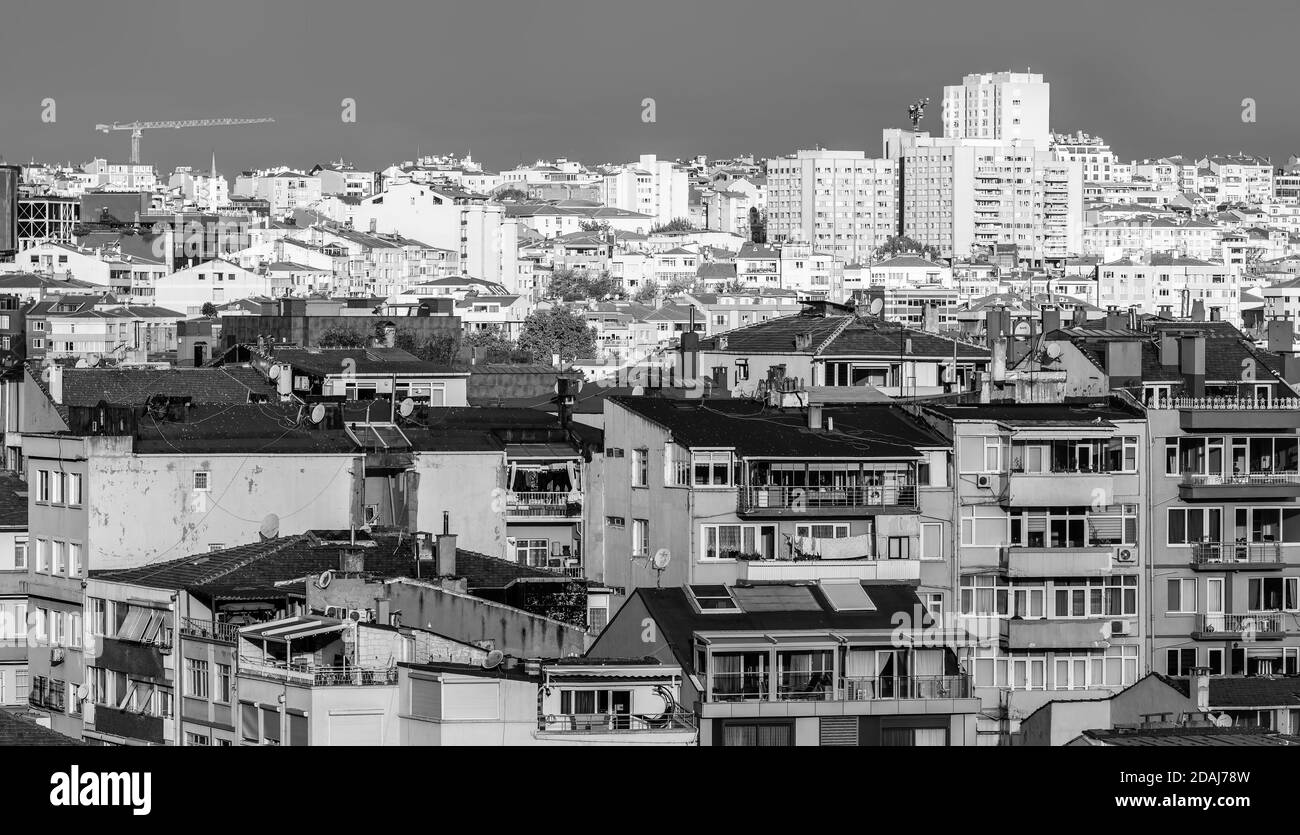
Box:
[538, 712, 697, 732]
[29, 676, 66, 712]
[1199, 612, 1284, 634]
[1182, 473, 1300, 487]
[709, 673, 972, 702]
[842, 675, 972, 701]
[1191, 543, 1282, 566]
[238, 657, 398, 687]
[1166, 397, 1300, 411]
[179, 617, 239, 644]
[506, 492, 583, 517]
[740, 484, 917, 511]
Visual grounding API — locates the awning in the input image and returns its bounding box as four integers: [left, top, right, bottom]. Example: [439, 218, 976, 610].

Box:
[238, 616, 348, 644]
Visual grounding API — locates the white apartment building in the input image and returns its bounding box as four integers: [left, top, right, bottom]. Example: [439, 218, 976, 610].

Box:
[168, 167, 228, 211]
[1052, 132, 1125, 183]
[764, 150, 896, 264]
[600, 155, 689, 227]
[313, 163, 377, 199]
[888, 132, 1083, 265]
[735, 242, 844, 299]
[1096, 255, 1240, 323]
[942, 71, 1051, 148]
[1082, 218, 1221, 262]
[233, 170, 323, 215]
[1201, 154, 1274, 204]
[354, 183, 520, 291]
[705, 178, 767, 237]
[81, 159, 157, 192]
[154, 259, 272, 317]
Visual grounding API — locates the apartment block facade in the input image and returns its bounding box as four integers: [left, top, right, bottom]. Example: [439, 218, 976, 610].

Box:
[764, 150, 897, 264]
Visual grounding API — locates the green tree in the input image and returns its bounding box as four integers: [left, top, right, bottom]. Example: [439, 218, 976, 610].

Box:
[463, 327, 524, 363]
[720, 278, 750, 294]
[748, 206, 766, 244]
[874, 235, 942, 262]
[578, 220, 612, 233]
[316, 326, 366, 348]
[545, 268, 624, 302]
[418, 335, 462, 366]
[650, 217, 695, 233]
[517, 307, 598, 365]
[633, 280, 659, 303]
[200, 302, 218, 318]
[493, 187, 529, 203]
[664, 275, 697, 296]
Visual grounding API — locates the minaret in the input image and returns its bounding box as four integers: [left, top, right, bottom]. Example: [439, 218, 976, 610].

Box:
[209, 150, 218, 212]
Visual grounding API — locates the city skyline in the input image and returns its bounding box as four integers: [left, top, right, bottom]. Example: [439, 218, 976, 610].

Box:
[2, 0, 1298, 174]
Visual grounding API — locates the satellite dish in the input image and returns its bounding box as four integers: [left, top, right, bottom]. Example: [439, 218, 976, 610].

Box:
[259, 512, 281, 539]
[75, 358, 88, 368]
[76, 683, 90, 700]
[86, 352, 102, 367]
[482, 650, 505, 669]
[315, 570, 333, 589]
[651, 548, 672, 571]
[309, 403, 326, 424]
[1211, 712, 1233, 728]
[1046, 342, 1063, 359]
[868, 298, 885, 316]
[398, 397, 415, 418]
[268, 364, 281, 380]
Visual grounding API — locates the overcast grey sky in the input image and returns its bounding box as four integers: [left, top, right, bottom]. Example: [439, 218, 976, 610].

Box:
[1, 0, 1296, 173]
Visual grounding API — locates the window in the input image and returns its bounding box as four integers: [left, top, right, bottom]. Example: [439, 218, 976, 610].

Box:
[37, 470, 49, 503]
[1167, 508, 1221, 545]
[1207, 648, 1225, 676]
[68, 543, 82, 577]
[89, 598, 106, 636]
[186, 658, 210, 699]
[14, 539, 26, 570]
[67, 474, 82, 505]
[1167, 648, 1198, 676]
[794, 523, 851, 539]
[1248, 577, 1299, 612]
[241, 702, 259, 742]
[692, 451, 735, 487]
[69, 613, 81, 649]
[720, 721, 793, 746]
[961, 575, 1009, 617]
[514, 539, 549, 567]
[631, 448, 648, 487]
[186, 732, 211, 746]
[701, 524, 775, 560]
[631, 519, 649, 557]
[960, 506, 1008, 547]
[216, 663, 232, 703]
[1168, 578, 1197, 614]
[36, 539, 50, 573]
[52, 541, 66, 575]
[587, 607, 609, 633]
[605, 516, 625, 528]
[689, 584, 740, 612]
[193, 471, 211, 491]
[920, 523, 943, 560]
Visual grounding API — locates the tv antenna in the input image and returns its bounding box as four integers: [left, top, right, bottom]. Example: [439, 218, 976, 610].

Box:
[908, 97, 931, 129]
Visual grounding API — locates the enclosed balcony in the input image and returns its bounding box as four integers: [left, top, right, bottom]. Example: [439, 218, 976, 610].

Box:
[505, 491, 583, 520]
[1003, 546, 1117, 578]
[737, 461, 918, 517]
[741, 556, 920, 583]
[506, 458, 581, 520]
[1180, 473, 1300, 501]
[1190, 542, 1284, 571]
[1193, 612, 1285, 641]
[1001, 617, 1114, 650]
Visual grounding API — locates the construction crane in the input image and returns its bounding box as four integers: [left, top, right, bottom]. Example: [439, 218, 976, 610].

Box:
[94, 117, 275, 164]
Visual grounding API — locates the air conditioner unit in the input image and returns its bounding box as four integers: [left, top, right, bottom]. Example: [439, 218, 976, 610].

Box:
[347, 608, 374, 623]
[324, 605, 347, 620]
[1114, 548, 1136, 565]
[976, 475, 993, 489]
[50, 647, 66, 665]
[1110, 619, 1132, 637]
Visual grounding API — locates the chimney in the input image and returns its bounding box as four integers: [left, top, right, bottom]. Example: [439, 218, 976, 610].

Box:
[376, 597, 392, 626]
[556, 376, 575, 428]
[1190, 299, 1206, 322]
[1268, 317, 1294, 354]
[1190, 668, 1211, 713]
[1284, 354, 1300, 386]
[436, 511, 457, 576]
[339, 544, 365, 573]
[1180, 335, 1207, 397]
[680, 331, 700, 383]
[1160, 334, 1179, 367]
[990, 336, 1008, 381]
[1040, 306, 1061, 334]
[1072, 305, 1087, 327]
[413, 532, 435, 562]
[383, 324, 396, 348]
[807, 403, 823, 430]
[48, 363, 63, 405]
[1128, 305, 1140, 331]
[1104, 306, 1125, 331]
[923, 301, 939, 333]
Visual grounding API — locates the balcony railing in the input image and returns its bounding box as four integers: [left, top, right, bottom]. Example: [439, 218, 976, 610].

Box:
[506, 492, 583, 518]
[709, 673, 973, 702]
[1182, 473, 1300, 487]
[538, 712, 697, 732]
[1191, 542, 1282, 566]
[238, 657, 398, 687]
[1199, 612, 1283, 635]
[29, 677, 66, 712]
[842, 675, 972, 701]
[739, 484, 917, 512]
[179, 617, 239, 644]
[1167, 397, 1300, 410]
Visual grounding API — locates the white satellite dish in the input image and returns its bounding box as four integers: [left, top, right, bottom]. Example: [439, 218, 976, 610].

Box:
[86, 352, 102, 367]
[1045, 342, 1063, 360]
[651, 548, 672, 571]
[260, 512, 281, 539]
[481, 649, 505, 670]
[309, 403, 326, 424]
[74, 358, 88, 368]
[868, 297, 885, 316]
[76, 683, 90, 700]
[1211, 712, 1233, 728]
[268, 365, 281, 380]
[398, 397, 415, 418]
[315, 570, 333, 590]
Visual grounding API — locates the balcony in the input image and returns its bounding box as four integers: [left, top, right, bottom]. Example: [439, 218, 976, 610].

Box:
[1003, 546, 1117, 578]
[738, 484, 917, 518]
[28, 677, 66, 713]
[709, 673, 973, 703]
[239, 657, 399, 687]
[537, 712, 696, 733]
[506, 491, 583, 520]
[842, 675, 973, 701]
[741, 557, 920, 583]
[1006, 473, 1114, 506]
[1193, 612, 1285, 640]
[1001, 618, 1114, 650]
[92, 706, 165, 744]
[179, 617, 239, 644]
[1172, 397, 1300, 430]
[1179, 473, 1300, 501]
[1190, 542, 1284, 571]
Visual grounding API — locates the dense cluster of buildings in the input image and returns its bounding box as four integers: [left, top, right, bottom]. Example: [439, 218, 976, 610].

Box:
[3, 66, 1300, 747]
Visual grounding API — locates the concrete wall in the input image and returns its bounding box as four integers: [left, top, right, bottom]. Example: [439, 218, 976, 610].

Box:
[412, 450, 506, 559]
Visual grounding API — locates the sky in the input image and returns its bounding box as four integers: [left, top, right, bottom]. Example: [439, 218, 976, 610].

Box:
[1, 0, 1297, 174]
